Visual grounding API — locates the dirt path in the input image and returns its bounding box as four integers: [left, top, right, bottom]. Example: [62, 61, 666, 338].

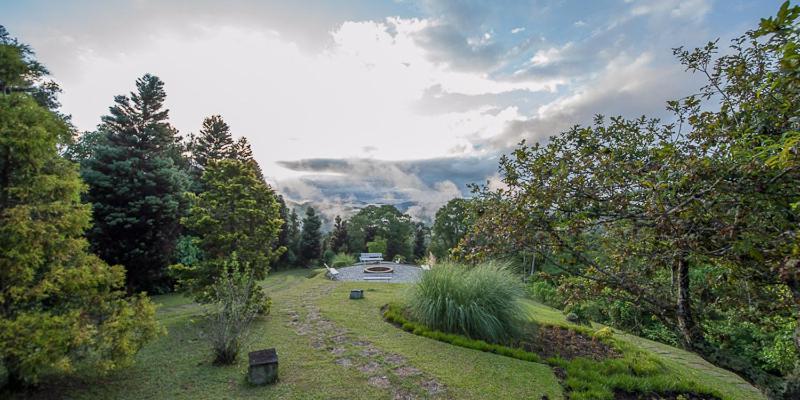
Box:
[278, 281, 447, 400]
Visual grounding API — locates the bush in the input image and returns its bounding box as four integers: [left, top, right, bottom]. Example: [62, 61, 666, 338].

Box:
[322, 249, 336, 266]
[204, 257, 260, 365]
[331, 252, 356, 268]
[528, 280, 565, 308]
[564, 303, 593, 325]
[407, 261, 525, 343]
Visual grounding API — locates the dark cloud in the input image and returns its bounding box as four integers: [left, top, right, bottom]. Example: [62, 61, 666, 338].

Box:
[275, 156, 498, 222]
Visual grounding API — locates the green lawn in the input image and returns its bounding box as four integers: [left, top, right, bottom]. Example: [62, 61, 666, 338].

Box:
[14, 269, 764, 399]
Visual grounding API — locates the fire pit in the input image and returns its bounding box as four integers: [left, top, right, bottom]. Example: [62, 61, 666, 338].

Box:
[364, 265, 394, 274]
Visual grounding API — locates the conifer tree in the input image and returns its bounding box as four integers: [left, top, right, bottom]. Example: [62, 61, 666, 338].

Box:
[330, 215, 349, 254]
[0, 27, 160, 386]
[193, 115, 235, 170]
[174, 159, 283, 301]
[299, 207, 322, 265]
[81, 74, 190, 292]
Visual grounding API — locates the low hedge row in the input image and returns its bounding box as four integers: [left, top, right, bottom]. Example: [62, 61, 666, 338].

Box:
[382, 303, 541, 363]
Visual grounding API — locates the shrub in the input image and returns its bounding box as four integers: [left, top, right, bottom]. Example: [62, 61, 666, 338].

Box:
[331, 252, 356, 268]
[204, 257, 260, 365]
[528, 280, 565, 308]
[407, 261, 525, 343]
[564, 303, 593, 325]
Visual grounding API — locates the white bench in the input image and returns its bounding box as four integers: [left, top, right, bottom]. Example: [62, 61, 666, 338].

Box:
[324, 263, 339, 280]
[363, 276, 392, 282]
[359, 253, 383, 264]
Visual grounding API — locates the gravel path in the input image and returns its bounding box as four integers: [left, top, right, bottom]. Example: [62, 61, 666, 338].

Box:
[335, 263, 424, 283]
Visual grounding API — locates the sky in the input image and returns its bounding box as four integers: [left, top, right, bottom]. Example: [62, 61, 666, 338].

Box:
[2, 0, 784, 222]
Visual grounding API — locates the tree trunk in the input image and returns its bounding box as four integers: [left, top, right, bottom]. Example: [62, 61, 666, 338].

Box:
[675, 257, 704, 351]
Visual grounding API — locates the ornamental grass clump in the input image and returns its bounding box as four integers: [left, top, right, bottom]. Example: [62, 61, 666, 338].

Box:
[407, 261, 525, 343]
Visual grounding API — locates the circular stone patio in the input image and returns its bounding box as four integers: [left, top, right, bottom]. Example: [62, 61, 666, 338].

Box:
[336, 263, 424, 283]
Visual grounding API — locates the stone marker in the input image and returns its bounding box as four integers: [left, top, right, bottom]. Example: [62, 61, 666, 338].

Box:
[248, 348, 278, 385]
[350, 289, 364, 299]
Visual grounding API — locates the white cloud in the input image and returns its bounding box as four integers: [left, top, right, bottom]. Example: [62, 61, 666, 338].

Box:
[53, 17, 559, 182]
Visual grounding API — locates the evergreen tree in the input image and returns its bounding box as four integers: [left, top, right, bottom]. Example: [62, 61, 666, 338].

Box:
[330, 215, 349, 254]
[288, 209, 301, 263]
[273, 195, 295, 269]
[193, 115, 235, 170]
[413, 222, 428, 261]
[299, 207, 322, 265]
[81, 74, 190, 292]
[0, 28, 160, 386]
[231, 136, 264, 181]
[174, 159, 283, 301]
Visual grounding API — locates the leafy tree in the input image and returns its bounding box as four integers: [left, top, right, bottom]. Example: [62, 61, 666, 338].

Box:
[174, 159, 283, 301]
[299, 207, 322, 264]
[346, 205, 414, 260]
[330, 215, 349, 254]
[81, 74, 190, 292]
[430, 198, 474, 259]
[367, 237, 388, 255]
[0, 28, 159, 387]
[456, 3, 800, 395]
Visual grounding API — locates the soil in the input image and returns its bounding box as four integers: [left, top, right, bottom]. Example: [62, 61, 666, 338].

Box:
[614, 390, 721, 400]
[520, 325, 621, 361]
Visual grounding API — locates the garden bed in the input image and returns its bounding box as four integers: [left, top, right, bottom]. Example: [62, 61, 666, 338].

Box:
[382, 303, 723, 400]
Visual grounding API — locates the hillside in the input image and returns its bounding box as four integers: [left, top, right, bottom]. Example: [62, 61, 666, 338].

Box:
[15, 269, 763, 400]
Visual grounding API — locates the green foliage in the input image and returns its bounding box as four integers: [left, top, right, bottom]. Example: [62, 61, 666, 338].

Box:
[331, 253, 356, 268]
[299, 207, 322, 265]
[0, 30, 160, 386]
[174, 159, 283, 302]
[412, 222, 428, 261]
[382, 303, 540, 363]
[346, 205, 414, 260]
[527, 280, 565, 309]
[203, 256, 259, 365]
[384, 304, 719, 400]
[330, 215, 348, 254]
[455, 3, 800, 392]
[407, 261, 525, 343]
[79, 74, 190, 292]
[366, 236, 387, 255]
[191, 115, 235, 171]
[430, 198, 475, 259]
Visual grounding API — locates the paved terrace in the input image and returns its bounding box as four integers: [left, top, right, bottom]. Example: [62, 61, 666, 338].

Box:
[335, 263, 424, 283]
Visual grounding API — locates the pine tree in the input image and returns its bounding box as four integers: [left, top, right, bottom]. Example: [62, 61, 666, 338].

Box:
[274, 195, 294, 269]
[330, 215, 349, 253]
[193, 115, 235, 170]
[81, 74, 190, 292]
[299, 207, 322, 265]
[231, 136, 264, 181]
[0, 28, 160, 386]
[413, 222, 428, 261]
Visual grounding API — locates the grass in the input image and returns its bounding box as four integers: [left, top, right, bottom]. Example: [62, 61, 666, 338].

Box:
[8, 269, 765, 400]
[407, 261, 525, 342]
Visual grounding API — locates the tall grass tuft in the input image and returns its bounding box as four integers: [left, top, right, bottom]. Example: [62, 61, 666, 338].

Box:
[407, 261, 525, 343]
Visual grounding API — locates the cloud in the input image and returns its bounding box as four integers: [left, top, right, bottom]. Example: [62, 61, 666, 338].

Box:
[275, 156, 497, 222]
